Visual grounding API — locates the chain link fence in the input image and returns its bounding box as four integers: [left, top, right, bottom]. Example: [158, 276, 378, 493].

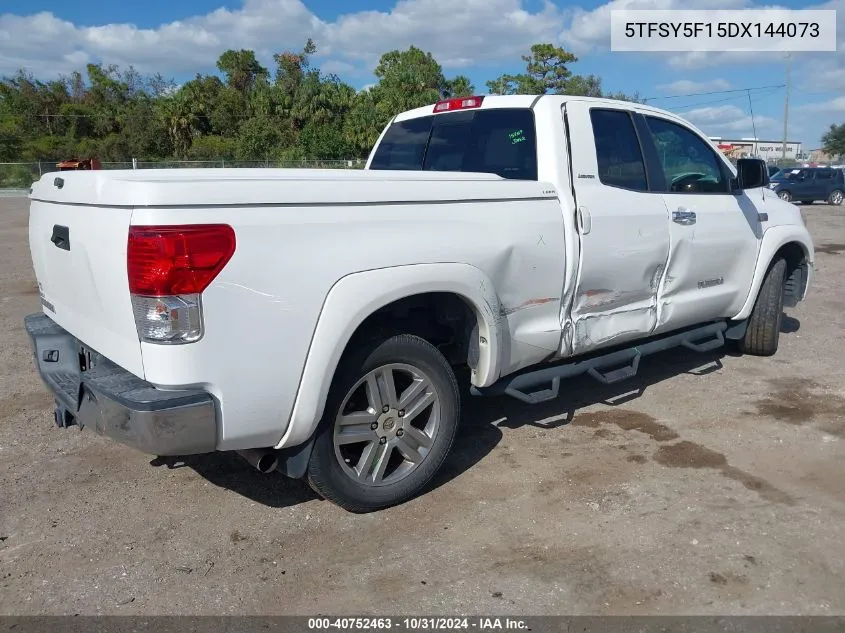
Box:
[0, 159, 366, 190]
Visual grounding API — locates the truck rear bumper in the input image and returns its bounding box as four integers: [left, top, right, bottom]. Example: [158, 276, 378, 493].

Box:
[24, 312, 217, 456]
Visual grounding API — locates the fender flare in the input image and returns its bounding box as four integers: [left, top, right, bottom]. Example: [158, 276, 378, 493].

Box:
[732, 225, 814, 322]
[275, 263, 506, 449]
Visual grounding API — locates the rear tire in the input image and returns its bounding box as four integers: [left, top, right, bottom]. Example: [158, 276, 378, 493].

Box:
[828, 189, 843, 206]
[738, 258, 786, 357]
[306, 334, 460, 513]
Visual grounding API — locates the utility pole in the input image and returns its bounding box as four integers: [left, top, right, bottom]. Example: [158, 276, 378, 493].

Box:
[782, 53, 791, 160]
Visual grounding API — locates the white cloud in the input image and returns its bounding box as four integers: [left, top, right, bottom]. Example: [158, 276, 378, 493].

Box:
[0, 0, 564, 78]
[680, 104, 778, 136]
[0, 1, 319, 76]
[797, 97, 845, 113]
[322, 0, 563, 69]
[656, 78, 730, 93]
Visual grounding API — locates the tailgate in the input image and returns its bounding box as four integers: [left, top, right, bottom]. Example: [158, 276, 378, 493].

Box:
[28, 196, 143, 378]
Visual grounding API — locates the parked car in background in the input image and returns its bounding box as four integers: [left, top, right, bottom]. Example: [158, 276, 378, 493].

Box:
[768, 167, 845, 205]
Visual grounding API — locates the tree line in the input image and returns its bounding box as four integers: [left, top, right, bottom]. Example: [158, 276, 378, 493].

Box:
[0, 41, 644, 164]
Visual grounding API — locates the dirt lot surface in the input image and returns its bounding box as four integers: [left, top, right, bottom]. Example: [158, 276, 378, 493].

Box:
[1, 195, 844, 616]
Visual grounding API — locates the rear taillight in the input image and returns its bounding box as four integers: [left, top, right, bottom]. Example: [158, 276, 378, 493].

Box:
[433, 96, 484, 112]
[127, 225, 235, 344]
[128, 224, 236, 296]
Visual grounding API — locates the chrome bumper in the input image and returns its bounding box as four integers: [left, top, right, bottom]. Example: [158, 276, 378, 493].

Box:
[24, 313, 217, 456]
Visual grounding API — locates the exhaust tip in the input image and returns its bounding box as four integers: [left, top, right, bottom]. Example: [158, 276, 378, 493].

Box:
[256, 453, 278, 474]
[237, 448, 279, 474]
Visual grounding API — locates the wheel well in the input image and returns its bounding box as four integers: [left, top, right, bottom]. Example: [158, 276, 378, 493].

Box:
[343, 292, 479, 369]
[775, 241, 809, 307]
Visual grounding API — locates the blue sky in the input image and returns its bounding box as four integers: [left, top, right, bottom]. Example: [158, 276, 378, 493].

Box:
[1, 0, 843, 149]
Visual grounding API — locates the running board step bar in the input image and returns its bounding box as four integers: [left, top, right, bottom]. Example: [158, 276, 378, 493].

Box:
[470, 321, 728, 405]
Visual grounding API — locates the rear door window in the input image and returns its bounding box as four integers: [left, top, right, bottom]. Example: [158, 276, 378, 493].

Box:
[370, 108, 538, 180]
[589, 109, 649, 192]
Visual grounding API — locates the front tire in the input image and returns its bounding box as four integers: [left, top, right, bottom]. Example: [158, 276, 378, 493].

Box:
[778, 190, 792, 202]
[306, 334, 460, 513]
[738, 258, 786, 356]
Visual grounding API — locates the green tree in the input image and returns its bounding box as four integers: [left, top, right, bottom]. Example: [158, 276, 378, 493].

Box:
[0, 41, 644, 164]
[210, 86, 247, 136]
[186, 135, 237, 161]
[120, 97, 172, 159]
[373, 46, 447, 114]
[822, 123, 845, 157]
[299, 120, 352, 160]
[235, 115, 290, 160]
[274, 39, 316, 94]
[216, 49, 268, 95]
[159, 93, 199, 158]
[343, 88, 385, 158]
[486, 43, 576, 95]
[486, 43, 641, 102]
[443, 75, 475, 98]
[0, 119, 21, 161]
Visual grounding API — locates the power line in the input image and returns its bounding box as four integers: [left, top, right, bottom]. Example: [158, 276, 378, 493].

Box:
[747, 89, 758, 142]
[642, 84, 786, 103]
[667, 86, 783, 112]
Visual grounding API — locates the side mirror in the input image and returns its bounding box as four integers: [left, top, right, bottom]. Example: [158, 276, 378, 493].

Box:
[736, 158, 769, 189]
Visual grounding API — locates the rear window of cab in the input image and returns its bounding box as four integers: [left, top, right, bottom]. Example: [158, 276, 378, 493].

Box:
[369, 108, 538, 181]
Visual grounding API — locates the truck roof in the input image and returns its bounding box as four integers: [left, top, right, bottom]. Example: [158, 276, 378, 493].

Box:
[393, 94, 684, 123]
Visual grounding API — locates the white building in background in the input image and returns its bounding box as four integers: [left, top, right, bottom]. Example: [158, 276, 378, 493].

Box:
[708, 137, 804, 161]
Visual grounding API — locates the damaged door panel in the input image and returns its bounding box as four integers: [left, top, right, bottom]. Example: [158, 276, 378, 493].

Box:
[560, 101, 671, 355]
[638, 113, 763, 333]
[480, 201, 568, 376]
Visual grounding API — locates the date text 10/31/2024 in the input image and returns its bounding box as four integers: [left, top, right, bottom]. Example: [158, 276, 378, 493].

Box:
[307, 618, 529, 630]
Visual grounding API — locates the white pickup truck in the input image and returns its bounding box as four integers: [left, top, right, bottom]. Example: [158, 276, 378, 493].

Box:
[24, 94, 813, 512]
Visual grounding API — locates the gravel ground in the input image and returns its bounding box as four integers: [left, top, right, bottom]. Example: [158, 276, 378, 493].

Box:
[1, 195, 844, 616]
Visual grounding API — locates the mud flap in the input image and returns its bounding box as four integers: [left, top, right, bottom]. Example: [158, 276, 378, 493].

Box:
[277, 437, 316, 479]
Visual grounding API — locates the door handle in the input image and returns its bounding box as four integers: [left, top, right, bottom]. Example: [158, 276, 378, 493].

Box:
[577, 206, 592, 235]
[672, 209, 696, 225]
[50, 225, 70, 251]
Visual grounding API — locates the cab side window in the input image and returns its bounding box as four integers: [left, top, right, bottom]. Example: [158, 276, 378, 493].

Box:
[644, 116, 730, 194]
